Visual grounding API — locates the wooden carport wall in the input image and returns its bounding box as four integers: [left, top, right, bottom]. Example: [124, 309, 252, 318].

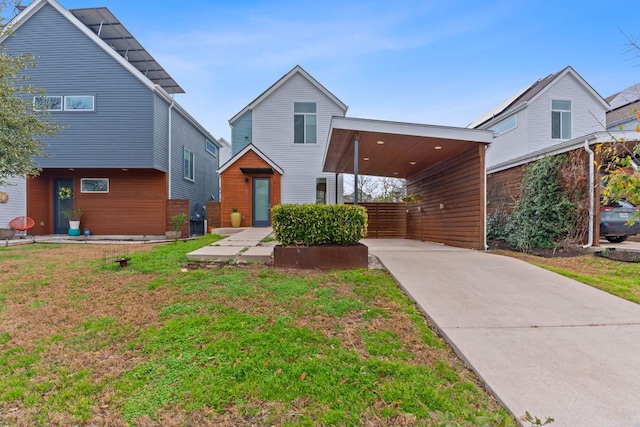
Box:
[323, 117, 493, 250]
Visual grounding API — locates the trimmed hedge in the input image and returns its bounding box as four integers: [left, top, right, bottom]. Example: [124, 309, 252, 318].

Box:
[272, 204, 368, 246]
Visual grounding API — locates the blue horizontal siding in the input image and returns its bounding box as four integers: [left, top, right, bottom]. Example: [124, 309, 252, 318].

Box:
[4, 4, 155, 168]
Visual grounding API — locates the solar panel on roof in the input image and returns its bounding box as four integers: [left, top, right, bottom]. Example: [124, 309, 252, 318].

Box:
[70, 7, 184, 94]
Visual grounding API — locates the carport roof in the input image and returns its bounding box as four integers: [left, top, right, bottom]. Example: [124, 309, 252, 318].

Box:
[323, 117, 493, 179]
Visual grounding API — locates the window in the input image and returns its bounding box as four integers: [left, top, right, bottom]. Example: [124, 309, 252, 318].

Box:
[81, 178, 109, 193]
[184, 148, 194, 181]
[316, 178, 327, 204]
[294, 102, 317, 144]
[551, 100, 571, 139]
[34, 96, 62, 111]
[205, 139, 217, 157]
[493, 115, 517, 135]
[65, 96, 94, 111]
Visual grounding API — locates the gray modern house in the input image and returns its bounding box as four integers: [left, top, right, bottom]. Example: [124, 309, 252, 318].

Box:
[2, 0, 221, 235]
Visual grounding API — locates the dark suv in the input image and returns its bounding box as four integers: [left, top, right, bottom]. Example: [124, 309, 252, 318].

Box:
[600, 200, 640, 243]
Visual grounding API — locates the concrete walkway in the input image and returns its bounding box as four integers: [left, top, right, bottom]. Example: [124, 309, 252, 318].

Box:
[186, 227, 273, 263]
[362, 238, 640, 427]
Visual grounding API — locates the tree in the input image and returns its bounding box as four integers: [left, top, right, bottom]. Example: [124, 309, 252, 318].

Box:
[0, 2, 59, 185]
[597, 32, 640, 207]
[343, 174, 379, 202]
[377, 177, 406, 202]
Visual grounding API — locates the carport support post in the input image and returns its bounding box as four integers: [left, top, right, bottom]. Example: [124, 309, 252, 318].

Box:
[353, 136, 359, 205]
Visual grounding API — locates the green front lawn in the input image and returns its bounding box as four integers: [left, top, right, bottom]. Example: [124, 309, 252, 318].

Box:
[0, 237, 515, 426]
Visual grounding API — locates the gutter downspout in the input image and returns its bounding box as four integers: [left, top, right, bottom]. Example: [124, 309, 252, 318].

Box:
[168, 95, 175, 199]
[484, 145, 489, 251]
[582, 139, 595, 249]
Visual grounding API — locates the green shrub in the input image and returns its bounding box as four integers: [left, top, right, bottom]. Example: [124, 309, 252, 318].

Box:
[506, 155, 577, 250]
[272, 204, 368, 246]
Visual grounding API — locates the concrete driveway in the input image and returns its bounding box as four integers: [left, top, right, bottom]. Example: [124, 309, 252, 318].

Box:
[362, 238, 640, 427]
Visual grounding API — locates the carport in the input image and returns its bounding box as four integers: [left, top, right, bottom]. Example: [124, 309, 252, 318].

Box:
[323, 117, 493, 250]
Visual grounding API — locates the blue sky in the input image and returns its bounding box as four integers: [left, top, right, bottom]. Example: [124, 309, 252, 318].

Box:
[56, 0, 640, 141]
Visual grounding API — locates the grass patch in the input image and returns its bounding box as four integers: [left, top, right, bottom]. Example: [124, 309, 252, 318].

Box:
[495, 250, 640, 304]
[0, 237, 514, 426]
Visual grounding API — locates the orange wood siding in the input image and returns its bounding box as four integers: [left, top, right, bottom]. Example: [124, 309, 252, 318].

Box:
[220, 151, 281, 227]
[406, 145, 485, 250]
[357, 202, 407, 238]
[27, 169, 168, 235]
[206, 201, 221, 230]
[26, 175, 50, 236]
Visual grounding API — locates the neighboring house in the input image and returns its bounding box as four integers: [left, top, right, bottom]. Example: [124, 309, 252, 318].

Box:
[470, 66, 609, 171]
[606, 83, 640, 131]
[472, 66, 621, 246]
[219, 65, 348, 227]
[1, 0, 222, 236]
[0, 177, 27, 229]
[217, 137, 232, 166]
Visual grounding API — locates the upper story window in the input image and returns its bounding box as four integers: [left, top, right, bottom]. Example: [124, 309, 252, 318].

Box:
[33, 95, 94, 111]
[205, 139, 217, 157]
[34, 96, 62, 111]
[184, 148, 194, 181]
[294, 102, 317, 144]
[551, 100, 571, 139]
[65, 96, 94, 111]
[493, 115, 517, 136]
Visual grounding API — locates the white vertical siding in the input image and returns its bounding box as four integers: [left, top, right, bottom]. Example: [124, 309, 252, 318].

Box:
[0, 177, 27, 228]
[252, 73, 346, 204]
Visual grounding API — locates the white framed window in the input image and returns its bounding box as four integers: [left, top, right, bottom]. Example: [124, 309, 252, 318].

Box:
[184, 148, 194, 181]
[81, 178, 109, 193]
[493, 115, 517, 136]
[294, 102, 317, 144]
[205, 139, 217, 157]
[34, 96, 62, 111]
[64, 95, 94, 111]
[551, 100, 571, 139]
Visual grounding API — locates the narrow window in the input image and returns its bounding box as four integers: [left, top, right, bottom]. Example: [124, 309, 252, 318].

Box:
[205, 139, 217, 157]
[64, 96, 95, 111]
[316, 178, 327, 204]
[184, 148, 194, 181]
[34, 96, 62, 111]
[80, 178, 109, 193]
[294, 102, 317, 144]
[493, 115, 517, 135]
[551, 100, 571, 139]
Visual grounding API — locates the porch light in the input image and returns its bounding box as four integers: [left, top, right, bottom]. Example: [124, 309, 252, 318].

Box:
[363, 157, 370, 161]
[434, 146, 442, 150]
[410, 161, 416, 165]
[376, 140, 385, 145]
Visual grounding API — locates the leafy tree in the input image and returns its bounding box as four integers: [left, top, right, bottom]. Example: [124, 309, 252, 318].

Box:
[0, 2, 59, 185]
[597, 32, 640, 207]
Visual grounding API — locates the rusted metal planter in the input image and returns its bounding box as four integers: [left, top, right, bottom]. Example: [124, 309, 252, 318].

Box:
[273, 243, 368, 270]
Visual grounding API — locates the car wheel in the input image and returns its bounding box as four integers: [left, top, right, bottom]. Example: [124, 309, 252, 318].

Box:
[605, 236, 628, 243]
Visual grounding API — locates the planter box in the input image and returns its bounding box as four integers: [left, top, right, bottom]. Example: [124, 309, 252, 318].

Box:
[274, 243, 368, 270]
